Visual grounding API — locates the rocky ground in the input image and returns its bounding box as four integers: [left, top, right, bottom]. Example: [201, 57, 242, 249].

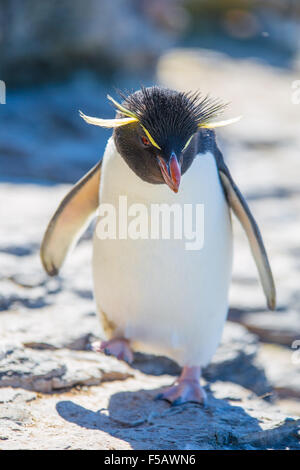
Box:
[1, 50, 300, 449]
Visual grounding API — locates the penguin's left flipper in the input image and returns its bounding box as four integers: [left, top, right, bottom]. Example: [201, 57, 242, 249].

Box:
[40, 161, 101, 276]
[218, 163, 276, 310]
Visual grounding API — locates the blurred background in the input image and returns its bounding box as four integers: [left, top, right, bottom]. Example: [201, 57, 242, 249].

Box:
[1, 0, 300, 449]
[1, 0, 300, 181]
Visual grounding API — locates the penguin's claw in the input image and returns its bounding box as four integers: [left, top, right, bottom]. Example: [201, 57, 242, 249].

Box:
[155, 380, 207, 406]
[92, 339, 133, 364]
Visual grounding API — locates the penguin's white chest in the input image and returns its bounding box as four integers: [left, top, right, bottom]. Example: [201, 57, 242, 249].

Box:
[93, 139, 233, 366]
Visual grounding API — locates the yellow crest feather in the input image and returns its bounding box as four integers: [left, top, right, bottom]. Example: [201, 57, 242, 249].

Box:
[140, 125, 161, 150]
[107, 95, 138, 119]
[199, 116, 242, 129]
[79, 110, 138, 128]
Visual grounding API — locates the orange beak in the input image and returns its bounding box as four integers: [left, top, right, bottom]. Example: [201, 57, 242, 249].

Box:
[157, 152, 181, 193]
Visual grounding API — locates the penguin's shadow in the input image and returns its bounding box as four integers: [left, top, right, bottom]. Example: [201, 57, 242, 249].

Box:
[56, 387, 265, 450]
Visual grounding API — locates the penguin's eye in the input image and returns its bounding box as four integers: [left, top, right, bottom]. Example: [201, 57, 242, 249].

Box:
[140, 136, 151, 147]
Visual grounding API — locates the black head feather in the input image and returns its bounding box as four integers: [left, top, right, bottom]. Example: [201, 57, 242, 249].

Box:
[114, 86, 226, 153]
[112, 86, 226, 187]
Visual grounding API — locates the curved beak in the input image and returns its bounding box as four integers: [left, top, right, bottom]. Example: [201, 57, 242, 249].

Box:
[157, 152, 181, 193]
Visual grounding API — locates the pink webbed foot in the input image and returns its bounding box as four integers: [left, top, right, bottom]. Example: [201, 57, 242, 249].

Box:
[155, 366, 206, 406]
[92, 338, 134, 364]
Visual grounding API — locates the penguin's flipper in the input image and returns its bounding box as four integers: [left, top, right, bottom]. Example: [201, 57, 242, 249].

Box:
[218, 165, 276, 310]
[40, 161, 101, 276]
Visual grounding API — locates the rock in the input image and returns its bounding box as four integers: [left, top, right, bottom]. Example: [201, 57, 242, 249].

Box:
[0, 188, 101, 351]
[228, 310, 300, 346]
[0, 278, 50, 311]
[1, 375, 298, 450]
[0, 396, 34, 443]
[53, 379, 300, 450]
[0, 343, 65, 392]
[0, 388, 36, 404]
[0, 323, 268, 397]
[0, 302, 99, 351]
[51, 349, 134, 390]
[0, 404, 33, 426]
[0, 343, 133, 392]
[132, 352, 181, 376]
[212, 321, 258, 366]
[231, 417, 300, 448]
[256, 344, 300, 399]
[174, 381, 300, 450]
[205, 322, 271, 397]
[277, 399, 300, 417]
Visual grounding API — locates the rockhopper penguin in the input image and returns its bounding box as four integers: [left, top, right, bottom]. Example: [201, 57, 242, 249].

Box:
[41, 87, 276, 405]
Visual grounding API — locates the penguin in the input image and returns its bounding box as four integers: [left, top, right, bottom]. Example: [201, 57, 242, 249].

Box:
[40, 87, 276, 405]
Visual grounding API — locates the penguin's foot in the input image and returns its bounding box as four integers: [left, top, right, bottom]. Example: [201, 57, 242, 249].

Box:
[92, 338, 134, 364]
[155, 366, 206, 406]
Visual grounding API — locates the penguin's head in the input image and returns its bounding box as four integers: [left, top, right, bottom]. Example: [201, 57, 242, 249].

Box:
[80, 87, 240, 193]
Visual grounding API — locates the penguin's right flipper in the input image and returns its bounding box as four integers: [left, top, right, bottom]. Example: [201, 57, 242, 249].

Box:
[219, 166, 276, 311]
[40, 161, 101, 276]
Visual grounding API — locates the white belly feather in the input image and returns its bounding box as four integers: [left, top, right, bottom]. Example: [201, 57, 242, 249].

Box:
[93, 138, 233, 367]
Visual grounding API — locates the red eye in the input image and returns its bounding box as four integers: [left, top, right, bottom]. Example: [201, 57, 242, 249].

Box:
[141, 135, 150, 147]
